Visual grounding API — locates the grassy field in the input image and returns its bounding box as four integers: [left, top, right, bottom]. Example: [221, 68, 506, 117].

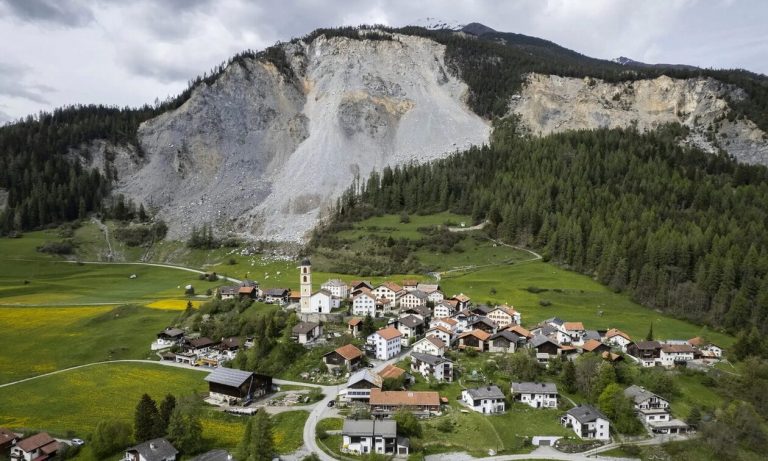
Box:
[0, 305, 178, 384]
[336, 212, 471, 240]
[272, 411, 310, 454]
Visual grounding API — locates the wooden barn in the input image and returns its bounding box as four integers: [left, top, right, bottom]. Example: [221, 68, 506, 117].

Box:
[204, 368, 272, 405]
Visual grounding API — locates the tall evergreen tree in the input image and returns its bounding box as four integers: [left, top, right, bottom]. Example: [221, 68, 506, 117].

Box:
[134, 394, 163, 442]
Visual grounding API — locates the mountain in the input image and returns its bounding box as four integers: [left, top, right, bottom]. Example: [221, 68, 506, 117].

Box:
[1, 24, 768, 242]
[613, 55, 699, 71]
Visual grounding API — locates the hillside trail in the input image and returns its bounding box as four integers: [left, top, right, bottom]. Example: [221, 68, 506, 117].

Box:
[91, 217, 115, 260]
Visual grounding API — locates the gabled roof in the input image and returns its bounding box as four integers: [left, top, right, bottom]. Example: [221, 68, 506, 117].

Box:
[606, 328, 631, 341]
[343, 419, 396, 438]
[507, 325, 532, 338]
[404, 289, 429, 300]
[424, 336, 446, 349]
[465, 385, 505, 400]
[126, 438, 178, 461]
[567, 404, 607, 424]
[351, 280, 374, 290]
[633, 340, 661, 350]
[428, 325, 452, 336]
[564, 321, 585, 331]
[204, 368, 255, 387]
[238, 286, 256, 294]
[378, 364, 406, 380]
[545, 317, 564, 326]
[490, 330, 523, 342]
[458, 329, 491, 341]
[0, 427, 17, 445]
[661, 344, 696, 354]
[468, 317, 497, 329]
[189, 450, 233, 461]
[401, 279, 419, 287]
[334, 344, 363, 360]
[452, 293, 471, 302]
[348, 318, 362, 326]
[530, 334, 559, 348]
[411, 352, 452, 366]
[440, 317, 458, 326]
[354, 290, 376, 301]
[584, 330, 601, 341]
[369, 389, 440, 406]
[623, 385, 665, 405]
[311, 289, 333, 298]
[399, 315, 425, 329]
[511, 382, 559, 394]
[322, 279, 346, 287]
[417, 283, 440, 293]
[372, 326, 402, 341]
[472, 305, 494, 315]
[582, 339, 607, 352]
[218, 286, 238, 295]
[292, 321, 319, 335]
[16, 432, 57, 453]
[158, 327, 185, 338]
[238, 279, 259, 287]
[348, 369, 383, 388]
[264, 288, 289, 296]
[382, 281, 403, 292]
[189, 337, 217, 348]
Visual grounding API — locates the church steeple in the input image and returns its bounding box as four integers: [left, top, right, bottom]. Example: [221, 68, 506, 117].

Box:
[299, 258, 311, 313]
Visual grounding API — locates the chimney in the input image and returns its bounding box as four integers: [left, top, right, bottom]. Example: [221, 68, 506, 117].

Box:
[150, 443, 157, 450]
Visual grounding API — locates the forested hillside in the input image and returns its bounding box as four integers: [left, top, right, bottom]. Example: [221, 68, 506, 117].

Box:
[330, 121, 768, 334]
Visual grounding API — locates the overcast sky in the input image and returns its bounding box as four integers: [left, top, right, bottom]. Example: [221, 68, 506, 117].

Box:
[1, 0, 766, 124]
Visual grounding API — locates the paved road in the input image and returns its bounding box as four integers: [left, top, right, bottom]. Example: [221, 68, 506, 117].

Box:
[62, 260, 242, 284]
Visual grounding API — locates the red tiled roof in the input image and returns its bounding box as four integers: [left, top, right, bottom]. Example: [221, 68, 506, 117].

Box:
[378, 364, 406, 380]
[564, 322, 585, 331]
[348, 318, 362, 326]
[335, 344, 363, 360]
[238, 286, 255, 294]
[17, 433, 56, 452]
[374, 327, 402, 341]
[458, 329, 490, 341]
[606, 328, 631, 341]
[507, 325, 532, 338]
[369, 389, 440, 406]
[582, 339, 605, 352]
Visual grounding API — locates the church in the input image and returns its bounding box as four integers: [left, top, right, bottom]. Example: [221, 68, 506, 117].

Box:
[299, 258, 340, 314]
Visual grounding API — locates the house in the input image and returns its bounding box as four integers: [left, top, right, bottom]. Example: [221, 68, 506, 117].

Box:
[309, 289, 339, 313]
[563, 322, 586, 345]
[488, 330, 525, 353]
[433, 301, 455, 318]
[425, 289, 445, 304]
[584, 330, 601, 342]
[561, 405, 611, 440]
[123, 438, 178, 461]
[188, 450, 233, 461]
[342, 419, 409, 456]
[401, 304, 431, 321]
[530, 335, 560, 356]
[462, 385, 506, 414]
[401, 280, 419, 291]
[367, 327, 402, 360]
[0, 427, 18, 452]
[688, 337, 723, 359]
[470, 304, 494, 316]
[378, 364, 407, 382]
[321, 279, 349, 299]
[288, 290, 301, 304]
[627, 341, 662, 367]
[451, 310, 473, 331]
[410, 352, 454, 382]
[412, 336, 446, 356]
[467, 316, 498, 334]
[323, 344, 364, 371]
[582, 339, 611, 354]
[369, 389, 441, 417]
[398, 315, 425, 345]
[352, 290, 377, 317]
[237, 285, 258, 299]
[204, 368, 272, 404]
[511, 382, 559, 408]
[217, 337, 241, 359]
[348, 318, 362, 337]
[376, 297, 394, 316]
[399, 290, 429, 309]
[217, 286, 238, 300]
[292, 321, 323, 344]
[263, 288, 289, 304]
[507, 324, 533, 339]
[345, 369, 383, 402]
[10, 432, 60, 461]
[425, 326, 452, 346]
[458, 329, 491, 352]
[604, 328, 632, 351]
[486, 305, 521, 328]
[350, 281, 374, 296]
[450, 293, 471, 310]
[623, 385, 670, 423]
[372, 282, 404, 306]
[156, 327, 185, 348]
[431, 317, 458, 333]
[659, 344, 696, 367]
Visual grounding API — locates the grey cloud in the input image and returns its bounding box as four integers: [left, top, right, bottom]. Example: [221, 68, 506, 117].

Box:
[0, 62, 53, 104]
[0, 0, 94, 27]
[0, 108, 13, 125]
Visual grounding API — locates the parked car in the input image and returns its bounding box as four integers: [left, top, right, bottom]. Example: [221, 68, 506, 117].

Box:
[327, 400, 335, 407]
[71, 439, 85, 447]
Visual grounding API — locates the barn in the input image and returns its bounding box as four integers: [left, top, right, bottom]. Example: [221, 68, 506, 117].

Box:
[204, 368, 272, 405]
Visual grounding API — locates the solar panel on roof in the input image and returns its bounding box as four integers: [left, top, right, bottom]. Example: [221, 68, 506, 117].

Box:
[204, 368, 254, 387]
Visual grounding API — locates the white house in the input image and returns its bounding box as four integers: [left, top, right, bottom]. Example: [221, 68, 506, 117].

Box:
[345, 369, 383, 402]
[486, 305, 521, 328]
[10, 433, 61, 461]
[411, 336, 446, 356]
[433, 301, 455, 318]
[430, 317, 458, 333]
[623, 385, 670, 423]
[367, 327, 402, 360]
[462, 385, 506, 414]
[563, 322, 586, 345]
[309, 289, 339, 314]
[425, 326, 452, 346]
[511, 382, 559, 409]
[561, 405, 610, 440]
[353, 291, 377, 317]
[321, 279, 349, 299]
[688, 337, 724, 358]
[124, 438, 178, 461]
[659, 344, 696, 367]
[342, 419, 409, 456]
[418, 283, 444, 303]
[604, 328, 632, 351]
[372, 282, 403, 306]
[410, 352, 453, 382]
[292, 321, 323, 344]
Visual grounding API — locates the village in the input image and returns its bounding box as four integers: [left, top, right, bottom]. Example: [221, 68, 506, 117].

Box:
[2, 258, 720, 461]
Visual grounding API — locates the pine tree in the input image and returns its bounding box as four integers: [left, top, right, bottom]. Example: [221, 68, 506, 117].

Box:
[646, 322, 654, 341]
[134, 394, 163, 442]
[159, 394, 177, 431]
[167, 405, 203, 455]
[239, 410, 274, 461]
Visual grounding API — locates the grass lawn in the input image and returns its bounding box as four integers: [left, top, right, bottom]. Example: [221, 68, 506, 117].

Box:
[316, 417, 344, 433]
[272, 411, 309, 454]
[668, 372, 722, 418]
[336, 212, 471, 240]
[0, 305, 179, 384]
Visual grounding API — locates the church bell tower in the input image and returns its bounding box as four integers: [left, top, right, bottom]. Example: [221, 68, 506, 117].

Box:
[299, 258, 311, 313]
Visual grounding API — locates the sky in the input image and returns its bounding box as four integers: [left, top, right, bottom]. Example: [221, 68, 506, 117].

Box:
[1, 0, 767, 124]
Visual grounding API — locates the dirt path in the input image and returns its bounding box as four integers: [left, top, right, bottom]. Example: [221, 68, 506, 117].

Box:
[91, 217, 114, 260]
[62, 260, 242, 284]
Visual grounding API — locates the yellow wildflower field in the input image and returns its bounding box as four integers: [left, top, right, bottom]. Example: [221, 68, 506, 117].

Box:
[145, 299, 202, 310]
[0, 306, 110, 329]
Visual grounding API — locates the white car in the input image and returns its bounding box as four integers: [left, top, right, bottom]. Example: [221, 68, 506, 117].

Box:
[71, 439, 85, 447]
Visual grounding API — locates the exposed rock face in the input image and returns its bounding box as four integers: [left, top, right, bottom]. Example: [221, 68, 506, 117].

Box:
[116, 33, 490, 242]
[509, 74, 768, 165]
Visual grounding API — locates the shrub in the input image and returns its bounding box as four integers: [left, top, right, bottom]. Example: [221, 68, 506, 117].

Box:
[539, 300, 552, 307]
[37, 240, 74, 255]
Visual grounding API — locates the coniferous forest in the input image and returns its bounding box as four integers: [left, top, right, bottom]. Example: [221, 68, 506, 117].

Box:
[330, 120, 768, 335]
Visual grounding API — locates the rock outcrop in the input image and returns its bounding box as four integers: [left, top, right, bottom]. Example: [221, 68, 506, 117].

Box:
[509, 74, 768, 165]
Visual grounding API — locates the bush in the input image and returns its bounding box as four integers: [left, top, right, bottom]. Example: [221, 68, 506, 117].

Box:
[539, 299, 552, 307]
[526, 286, 548, 294]
[37, 240, 75, 255]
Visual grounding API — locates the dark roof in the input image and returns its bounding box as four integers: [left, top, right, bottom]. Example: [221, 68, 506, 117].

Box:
[404, 305, 431, 316]
[204, 368, 255, 387]
[189, 450, 232, 461]
[189, 337, 217, 348]
[511, 382, 558, 394]
[545, 317, 565, 326]
[633, 340, 662, 350]
[584, 330, 601, 341]
[300, 258, 311, 266]
[468, 317, 497, 328]
[292, 321, 320, 335]
[343, 419, 396, 437]
[472, 305, 494, 315]
[220, 337, 240, 349]
[465, 385, 505, 400]
[530, 334, 559, 348]
[218, 286, 238, 295]
[535, 324, 558, 336]
[238, 279, 259, 287]
[399, 315, 425, 329]
[0, 427, 17, 445]
[411, 352, 452, 366]
[126, 438, 178, 461]
[567, 404, 607, 424]
[405, 289, 429, 300]
[264, 288, 289, 296]
[490, 330, 523, 342]
[158, 327, 185, 338]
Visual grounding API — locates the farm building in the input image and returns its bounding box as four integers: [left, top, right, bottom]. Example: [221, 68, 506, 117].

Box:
[203, 368, 272, 405]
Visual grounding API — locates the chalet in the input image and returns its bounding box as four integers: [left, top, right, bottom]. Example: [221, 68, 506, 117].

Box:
[623, 385, 670, 423]
[462, 385, 506, 414]
[237, 285, 258, 299]
[292, 321, 323, 344]
[398, 315, 425, 345]
[659, 344, 696, 367]
[431, 317, 458, 333]
[530, 323, 559, 340]
[350, 281, 374, 296]
[342, 420, 409, 456]
[425, 326, 452, 346]
[372, 282, 404, 306]
[458, 329, 491, 352]
[450, 293, 471, 310]
[486, 305, 521, 328]
[369, 389, 441, 417]
[323, 344, 363, 371]
[352, 291, 377, 317]
[511, 382, 559, 408]
[627, 341, 662, 367]
[470, 304, 494, 316]
[467, 316, 497, 334]
[263, 288, 289, 304]
[321, 279, 349, 299]
[561, 405, 610, 440]
[412, 336, 446, 356]
[348, 318, 362, 337]
[420, 285, 444, 304]
[582, 339, 611, 354]
[345, 369, 382, 402]
[376, 297, 394, 315]
[124, 438, 178, 461]
[410, 352, 453, 382]
[604, 328, 632, 351]
[10, 432, 60, 461]
[401, 280, 419, 291]
[217, 286, 238, 300]
[309, 289, 339, 314]
[367, 327, 402, 360]
[156, 327, 185, 348]
[401, 304, 431, 321]
[507, 324, 533, 339]
[602, 351, 624, 362]
[489, 330, 525, 353]
[451, 310, 473, 331]
[584, 330, 601, 342]
[217, 337, 240, 359]
[688, 337, 723, 359]
[0, 427, 18, 452]
[378, 364, 407, 382]
[399, 290, 429, 309]
[204, 368, 272, 404]
[563, 322, 586, 345]
[530, 335, 560, 356]
[288, 290, 301, 304]
[179, 337, 219, 361]
[433, 300, 455, 318]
